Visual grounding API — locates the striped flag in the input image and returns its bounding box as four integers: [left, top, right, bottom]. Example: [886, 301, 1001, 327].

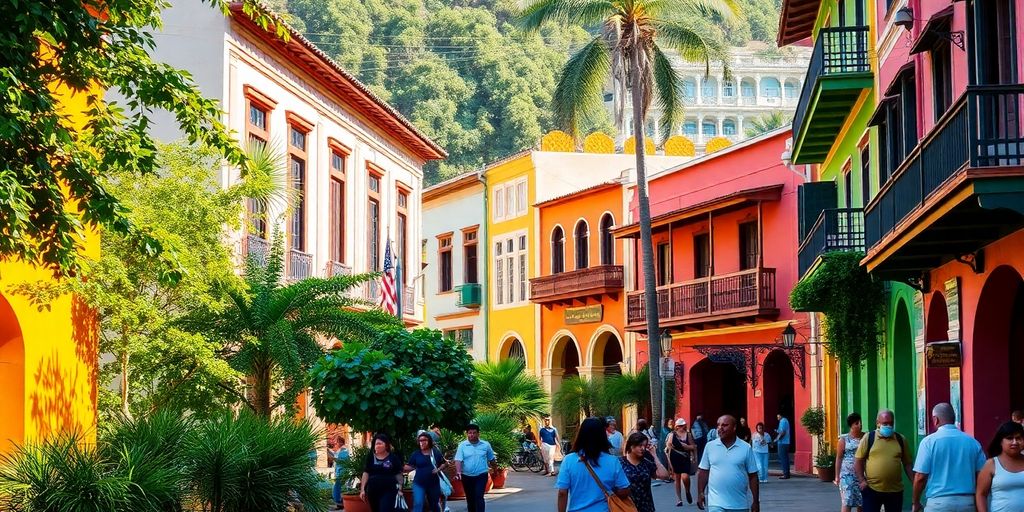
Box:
[380, 240, 398, 315]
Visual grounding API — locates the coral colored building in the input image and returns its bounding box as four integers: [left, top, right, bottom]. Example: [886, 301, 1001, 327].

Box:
[616, 129, 815, 472]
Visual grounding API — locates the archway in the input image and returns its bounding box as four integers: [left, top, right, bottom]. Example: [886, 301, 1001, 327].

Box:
[973, 265, 1024, 440]
[501, 337, 527, 364]
[892, 300, 916, 434]
[0, 294, 25, 453]
[690, 358, 747, 426]
[925, 292, 951, 422]
[550, 335, 582, 440]
[762, 350, 795, 449]
[590, 329, 624, 377]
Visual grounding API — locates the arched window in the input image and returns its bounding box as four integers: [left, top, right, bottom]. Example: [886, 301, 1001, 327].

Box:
[741, 79, 756, 98]
[574, 220, 589, 269]
[760, 77, 782, 98]
[599, 213, 615, 265]
[551, 226, 565, 274]
[701, 77, 718, 99]
[784, 79, 799, 99]
[507, 339, 526, 362]
[723, 119, 737, 136]
[683, 121, 698, 135]
[702, 120, 718, 136]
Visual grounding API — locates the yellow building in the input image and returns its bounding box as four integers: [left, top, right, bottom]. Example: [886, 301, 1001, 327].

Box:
[0, 69, 99, 454]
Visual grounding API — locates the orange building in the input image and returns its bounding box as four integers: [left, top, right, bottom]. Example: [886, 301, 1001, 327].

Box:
[532, 182, 629, 431]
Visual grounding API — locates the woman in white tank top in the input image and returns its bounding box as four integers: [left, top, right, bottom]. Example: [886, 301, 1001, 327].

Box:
[976, 421, 1024, 512]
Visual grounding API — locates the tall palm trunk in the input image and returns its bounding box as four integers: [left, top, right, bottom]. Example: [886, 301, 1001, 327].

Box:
[252, 362, 273, 418]
[630, 43, 663, 438]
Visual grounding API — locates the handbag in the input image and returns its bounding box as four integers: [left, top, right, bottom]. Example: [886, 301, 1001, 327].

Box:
[394, 491, 409, 510]
[431, 450, 453, 497]
[582, 458, 638, 512]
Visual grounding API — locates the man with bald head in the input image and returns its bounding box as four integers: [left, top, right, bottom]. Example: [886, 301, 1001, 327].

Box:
[697, 415, 760, 512]
[911, 403, 985, 512]
[855, 409, 914, 512]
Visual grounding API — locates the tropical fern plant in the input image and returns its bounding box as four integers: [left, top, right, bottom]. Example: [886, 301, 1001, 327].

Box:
[743, 111, 792, 138]
[605, 367, 652, 416]
[182, 235, 401, 417]
[474, 358, 550, 424]
[519, 0, 738, 435]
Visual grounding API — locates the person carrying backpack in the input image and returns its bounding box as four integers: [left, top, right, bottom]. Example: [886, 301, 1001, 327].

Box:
[854, 409, 914, 512]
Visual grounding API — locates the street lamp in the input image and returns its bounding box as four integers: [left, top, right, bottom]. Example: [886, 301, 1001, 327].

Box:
[781, 323, 797, 349]
[660, 329, 673, 356]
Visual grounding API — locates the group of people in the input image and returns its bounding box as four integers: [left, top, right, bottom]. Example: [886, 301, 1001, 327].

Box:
[833, 404, 1024, 512]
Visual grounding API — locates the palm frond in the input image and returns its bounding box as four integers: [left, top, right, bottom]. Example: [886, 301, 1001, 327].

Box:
[518, 0, 617, 33]
[474, 359, 550, 423]
[651, 45, 684, 141]
[553, 36, 612, 138]
[675, 0, 740, 23]
[744, 111, 792, 138]
[232, 139, 294, 223]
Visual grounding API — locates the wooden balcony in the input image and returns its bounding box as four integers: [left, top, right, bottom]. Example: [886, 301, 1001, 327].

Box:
[798, 208, 865, 278]
[530, 265, 624, 305]
[625, 267, 779, 332]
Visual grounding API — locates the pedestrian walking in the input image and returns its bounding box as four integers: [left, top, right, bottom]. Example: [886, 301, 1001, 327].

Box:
[360, 433, 404, 512]
[665, 418, 696, 506]
[854, 409, 914, 512]
[975, 421, 1024, 512]
[631, 419, 658, 444]
[660, 418, 675, 478]
[541, 416, 562, 476]
[737, 418, 752, 445]
[835, 413, 865, 512]
[776, 413, 792, 480]
[607, 417, 625, 455]
[912, 403, 986, 512]
[524, 424, 540, 449]
[454, 423, 497, 512]
[621, 432, 671, 512]
[752, 423, 771, 484]
[555, 416, 632, 512]
[405, 432, 448, 512]
[692, 415, 710, 466]
[329, 435, 351, 510]
[697, 415, 760, 512]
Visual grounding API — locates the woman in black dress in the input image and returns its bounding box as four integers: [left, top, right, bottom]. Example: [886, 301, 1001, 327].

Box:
[620, 432, 670, 512]
[360, 432, 404, 512]
[664, 418, 696, 506]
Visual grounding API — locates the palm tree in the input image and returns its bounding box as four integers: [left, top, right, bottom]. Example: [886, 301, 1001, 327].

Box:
[474, 359, 550, 424]
[552, 376, 625, 429]
[519, 0, 737, 436]
[605, 367, 652, 417]
[184, 237, 401, 417]
[744, 111, 791, 138]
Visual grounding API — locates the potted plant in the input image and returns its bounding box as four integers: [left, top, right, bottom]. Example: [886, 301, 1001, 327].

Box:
[814, 443, 837, 482]
[474, 413, 518, 490]
[339, 445, 371, 512]
[801, 406, 834, 481]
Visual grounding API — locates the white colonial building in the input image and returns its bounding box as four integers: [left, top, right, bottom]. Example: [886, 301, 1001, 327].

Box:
[611, 42, 812, 152]
[147, 0, 445, 325]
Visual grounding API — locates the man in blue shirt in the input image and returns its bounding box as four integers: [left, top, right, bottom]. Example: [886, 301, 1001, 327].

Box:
[776, 413, 791, 479]
[455, 424, 497, 512]
[911, 403, 986, 512]
[606, 417, 624, 455]
[692, 415, 709, 464]
[539, 416, 561, 476]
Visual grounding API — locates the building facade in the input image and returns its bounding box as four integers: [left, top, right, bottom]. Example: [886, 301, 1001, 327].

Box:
[422, 173, 486, 359]
[616, 129, 815, 472]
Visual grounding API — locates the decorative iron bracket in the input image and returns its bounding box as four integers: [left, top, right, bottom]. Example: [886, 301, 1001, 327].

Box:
[954, 249, 984, 274]
[904, 273, 931, 293]
[694, 344, 808, 390]
[694, 345, 750, 383]
[751, 346, 807, 389]
[942, 30, 965, 51]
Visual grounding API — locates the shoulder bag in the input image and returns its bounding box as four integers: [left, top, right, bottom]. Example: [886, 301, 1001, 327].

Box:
[430, 450, 453, 497]
[582, 458, 638, 512]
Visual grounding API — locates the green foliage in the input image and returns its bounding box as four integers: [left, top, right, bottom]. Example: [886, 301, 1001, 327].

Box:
[473, 413, 519, 469]
[800, 406, 826, 438]
[744, 111, 792, 138]
[308, 328, 477, 452]
[337, 445, 370, 493]
[790, 252, 885, 363]
[604, 367, 652, 415]
[474, 359, 550, 424]
[0, 0, 285, 274]
[814, 442, 837, 469]
[552, 376, 622, 428]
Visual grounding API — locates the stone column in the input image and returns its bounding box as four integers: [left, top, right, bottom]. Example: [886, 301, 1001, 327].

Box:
[694, 76, 702, 105]
[697, 115, 705, 144]
[717, 118, 723, 137]
[754, 75, 763, 105]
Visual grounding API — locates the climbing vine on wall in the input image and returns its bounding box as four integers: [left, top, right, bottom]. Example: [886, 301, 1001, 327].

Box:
[790, 252, 885, 363]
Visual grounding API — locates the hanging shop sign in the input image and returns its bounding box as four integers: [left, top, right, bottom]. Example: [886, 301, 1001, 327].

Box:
[925, 341, 962, 368]
[564, 304, 603, 324]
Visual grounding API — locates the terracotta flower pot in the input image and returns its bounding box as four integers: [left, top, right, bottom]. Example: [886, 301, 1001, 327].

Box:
[490, 468, 509, 489]
[484, 474, 494, 493]
[816, 466, 835, 482]
[342, 494, 371, 512]
[448, 473, 466, 500]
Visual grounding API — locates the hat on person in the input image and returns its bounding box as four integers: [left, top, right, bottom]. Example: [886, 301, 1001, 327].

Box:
[674, 418, 687, 426]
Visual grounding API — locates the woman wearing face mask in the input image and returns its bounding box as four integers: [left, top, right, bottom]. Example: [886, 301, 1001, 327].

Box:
[976, 421, 1024, 512]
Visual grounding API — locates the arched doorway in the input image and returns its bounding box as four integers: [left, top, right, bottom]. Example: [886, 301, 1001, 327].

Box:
[892, 300, 916, 434]
[550, 335, 582, 439]
[502, 337, 527, 364]
[762, 350, 795, 446]
[590, 330, 624, 377]
[0, 294, 25, 453]
[690, 358, 747, 425]
[973, 265, 1024, 440]
[925, 292, 951, 421]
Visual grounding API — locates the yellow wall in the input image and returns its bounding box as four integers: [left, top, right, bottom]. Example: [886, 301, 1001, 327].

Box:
[0, 72, 100, 454]
[484, 154, 539, 372]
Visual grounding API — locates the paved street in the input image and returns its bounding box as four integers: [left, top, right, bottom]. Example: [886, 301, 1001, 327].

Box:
[445, 469, 842, 512]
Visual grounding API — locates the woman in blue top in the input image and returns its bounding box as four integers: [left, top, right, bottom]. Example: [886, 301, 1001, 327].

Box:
[556, 417, 631, 512]
[404, 432, 448, 512]
[329, 435, 351, 509]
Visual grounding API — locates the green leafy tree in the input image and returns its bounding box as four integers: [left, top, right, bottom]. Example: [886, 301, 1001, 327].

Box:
[604, 367, 652, 417]
[308, 329, 476, 452]
[0, 0, 283, 275]
[519, 0, 737, 439]
[474, 359, 550, 424]
[744, 110, 791, 138]
[183, 241, 399, 418]
[552, 376, 625, 430]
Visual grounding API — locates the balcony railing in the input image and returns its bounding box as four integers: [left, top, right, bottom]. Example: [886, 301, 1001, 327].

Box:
[798, 208, 865, 277]
[530, 265, 625, 304]
[324, 261, 352, 277]
[456, 283, 482, 308]
[242, 234, 270, 267]
[865, 85, 1024, 249]
[626, 267, 777, 328]
[287, 249, 313, 281]
[403, 286, 416, 316]
[792, 26, 870, 152]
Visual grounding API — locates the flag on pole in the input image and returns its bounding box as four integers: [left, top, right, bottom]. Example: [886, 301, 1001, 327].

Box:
[394, 251, 403, 319]
[381, 240, 398, 315]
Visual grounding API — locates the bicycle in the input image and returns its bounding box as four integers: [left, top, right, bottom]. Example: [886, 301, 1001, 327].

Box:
[509, 442, 545, 473]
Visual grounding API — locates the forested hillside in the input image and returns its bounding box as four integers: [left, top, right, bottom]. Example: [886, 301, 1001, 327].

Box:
[269, 0, 783, 185]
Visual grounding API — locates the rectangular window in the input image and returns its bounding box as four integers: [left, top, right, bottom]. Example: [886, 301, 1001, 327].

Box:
[519, 253, 527, 301]
[495, 242, 504, 305]
[656, 242, 671, 286]
[507, 257, 514, 304]
[694, 233, 711, 278]
[245, 97, 271, 238]
[397, 190, 408, 208]
[249, 105, 267, 131]
[739, 222, 758, 270]
[843, 168, 853, 208]
[397, 213, 407, 286]
[288, 125, 307, 252]
[931, 39, 953, 119]
[458, 328, 473, 348]
[329, 177, 344, 263]
[860, 146, 871, 206]
[464, 229, 478, 284]
[368, 199, 380, 271]
[439, 235, 453, 292]
[492, 179, 529, 222]
[369, 174, 380, 193]
[494, 188, 505, 220]
[492, 232, 527, 306]
[516, 180, 527, 215]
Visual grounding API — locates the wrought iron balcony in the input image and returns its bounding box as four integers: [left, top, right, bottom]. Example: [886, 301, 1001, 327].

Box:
[324, 261, 352, 277]
[626, 267, 779, 331]
[242, 234, 270, 268]
[791, 26, 872, 164]
[798, 208, 865, 277]
[530, 265, 624, 305]
[287, 249, 313, 281]
[403, 286, 416, 316]
[864, 85, 1024, 279]
[456, 283, 482, 308]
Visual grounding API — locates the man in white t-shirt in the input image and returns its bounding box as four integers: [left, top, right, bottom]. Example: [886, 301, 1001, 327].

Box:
[697, 415, 760, 512]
